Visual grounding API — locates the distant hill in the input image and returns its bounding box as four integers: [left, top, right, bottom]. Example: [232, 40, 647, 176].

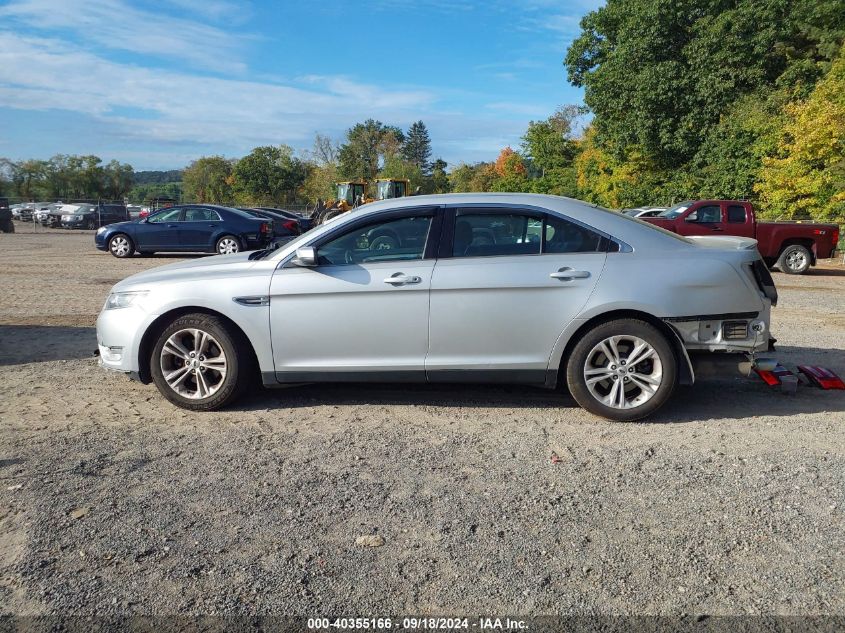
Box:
[134, 170, 183, 185]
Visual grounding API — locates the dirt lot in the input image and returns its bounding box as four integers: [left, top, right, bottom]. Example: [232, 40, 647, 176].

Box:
[0, 223, 843, 617]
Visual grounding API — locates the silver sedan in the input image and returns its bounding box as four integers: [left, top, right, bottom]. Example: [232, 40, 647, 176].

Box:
[96, 193, 777, 421]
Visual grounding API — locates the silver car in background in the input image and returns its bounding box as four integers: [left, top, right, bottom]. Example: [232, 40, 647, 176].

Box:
[96, 193, 777, 421]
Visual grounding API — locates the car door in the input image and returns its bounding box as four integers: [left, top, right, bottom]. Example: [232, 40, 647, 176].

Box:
[134, 207, 184, 250]
[268, 208, 440, 380]
[677, 204, 725, 236]
[179, 207, 221, 249]
[725, 203, 755, 238]
[426, 207, 608, 381]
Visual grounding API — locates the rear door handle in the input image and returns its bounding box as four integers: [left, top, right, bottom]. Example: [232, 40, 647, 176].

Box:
[384, 273, 422, 286]
[167, 224, 179, 228]
[550, 268, 590, 281]
[711, 226, 723, 231]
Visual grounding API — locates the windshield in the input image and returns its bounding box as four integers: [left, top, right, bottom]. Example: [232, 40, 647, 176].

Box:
[658, 202, 693, 219]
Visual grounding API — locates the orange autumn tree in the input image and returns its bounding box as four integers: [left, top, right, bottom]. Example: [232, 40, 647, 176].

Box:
[492, 147, 529, 192]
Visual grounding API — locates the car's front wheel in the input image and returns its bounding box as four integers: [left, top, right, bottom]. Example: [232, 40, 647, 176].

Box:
[108, 233, 135, 258]
[566, 319, 677, 421]
[150, 314, 253, 411]
[216, 235, 241, 255]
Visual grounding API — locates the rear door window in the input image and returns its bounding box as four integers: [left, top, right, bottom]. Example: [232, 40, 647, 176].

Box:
[184, 207, 221, 221]
[453, 213, 542, 257]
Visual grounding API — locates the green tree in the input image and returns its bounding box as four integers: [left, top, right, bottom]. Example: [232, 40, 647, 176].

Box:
[427, 158, 450, 193]
[402, 120, 433, 175]
[756, 44, 845, 222]
[379, 156, 424, 192]
[338, 119, 404, 181]
[233, 145, 308, 205]
[522, 105, 584, 175]
[565, 0, 845, 168]
[183, 156, 234, 203]
[102, 159, 135, 200]
[449, 162, 497, 193]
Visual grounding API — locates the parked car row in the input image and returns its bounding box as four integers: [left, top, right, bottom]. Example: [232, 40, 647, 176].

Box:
[95, 204, 311, 257]
[6, 201, 312, 258]
[10, 201, 130, 229]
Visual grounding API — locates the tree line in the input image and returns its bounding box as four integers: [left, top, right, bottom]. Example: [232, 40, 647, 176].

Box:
[2, 0, 842, 221]
[0, 156, 134, 202]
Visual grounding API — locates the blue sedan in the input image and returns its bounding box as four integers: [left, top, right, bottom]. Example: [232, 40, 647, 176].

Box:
[95, 204, 274, 258]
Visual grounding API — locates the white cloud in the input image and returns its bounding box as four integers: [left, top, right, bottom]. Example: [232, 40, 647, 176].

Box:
[0, 32, 463, 160]
[0, 0, 248, 72]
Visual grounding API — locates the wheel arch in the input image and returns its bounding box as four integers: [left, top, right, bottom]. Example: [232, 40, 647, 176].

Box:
[776, 238, 816, 265]
[136, 306, 260, 384]
[549, 309, 694, 389]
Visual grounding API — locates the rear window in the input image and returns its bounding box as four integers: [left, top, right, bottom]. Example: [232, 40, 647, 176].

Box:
[727, 205, 746, 223]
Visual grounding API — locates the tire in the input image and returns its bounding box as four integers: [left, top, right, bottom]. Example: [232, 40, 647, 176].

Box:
[776, 244, 811, 275]
[216, 235, 241, 255]
[150, 313, 253, 411]
[108, 233, 135, 258]
[86, 218, 97, 230]
[566, 319, 677, 422]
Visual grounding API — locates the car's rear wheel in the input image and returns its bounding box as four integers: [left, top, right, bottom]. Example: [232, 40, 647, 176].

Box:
[108, 233, 134, 258]
[777, 244, 811, 275]
[150, 314, 253, 411]
[216, 235, 241, 255]
[566, 319, 677, 422]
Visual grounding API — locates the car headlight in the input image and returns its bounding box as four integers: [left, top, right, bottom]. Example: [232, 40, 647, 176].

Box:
[105, 290, 148, 310]
[96, 226, 107, 234]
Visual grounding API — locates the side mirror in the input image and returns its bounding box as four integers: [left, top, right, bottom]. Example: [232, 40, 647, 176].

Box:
[292, 246, 317, 267]
[685, 211, 698, 222]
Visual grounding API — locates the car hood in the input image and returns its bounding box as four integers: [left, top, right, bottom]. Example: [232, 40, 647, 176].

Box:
[113, 252, 261, 292]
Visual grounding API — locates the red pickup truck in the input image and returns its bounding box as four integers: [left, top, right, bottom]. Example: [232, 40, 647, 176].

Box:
[642, 200, 839, 275]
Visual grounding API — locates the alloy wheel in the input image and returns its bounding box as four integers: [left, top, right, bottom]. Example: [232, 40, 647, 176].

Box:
[218, 238, 240, 254]
[785, 248, 807, 272]
[583, 335, 663, 410]
[110, 236, 131, 257]
[159, 328, 227, 399]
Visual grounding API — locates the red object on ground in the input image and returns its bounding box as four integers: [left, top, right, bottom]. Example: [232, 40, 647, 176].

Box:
[754, 363, 794, 386]
[797, 366, 845, 390]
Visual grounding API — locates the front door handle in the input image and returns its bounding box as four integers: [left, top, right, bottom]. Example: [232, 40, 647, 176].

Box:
[711, 226, 723, 231]
[550, 267, 590, 281]
[167, 224, 179, 228]
[384, 273, 422, 286]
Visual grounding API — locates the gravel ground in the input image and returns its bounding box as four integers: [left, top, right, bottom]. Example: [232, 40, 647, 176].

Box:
[0, 223, 843, 617]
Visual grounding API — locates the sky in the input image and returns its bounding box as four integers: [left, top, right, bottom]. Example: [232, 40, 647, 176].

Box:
[0, 0, 603, 170]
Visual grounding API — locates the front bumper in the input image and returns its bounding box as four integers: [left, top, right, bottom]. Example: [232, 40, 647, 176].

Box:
[96, 304, 154, 375]
[61, 219, 87, 229]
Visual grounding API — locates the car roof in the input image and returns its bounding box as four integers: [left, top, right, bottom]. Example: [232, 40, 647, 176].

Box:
[278, 193, 694, 258]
